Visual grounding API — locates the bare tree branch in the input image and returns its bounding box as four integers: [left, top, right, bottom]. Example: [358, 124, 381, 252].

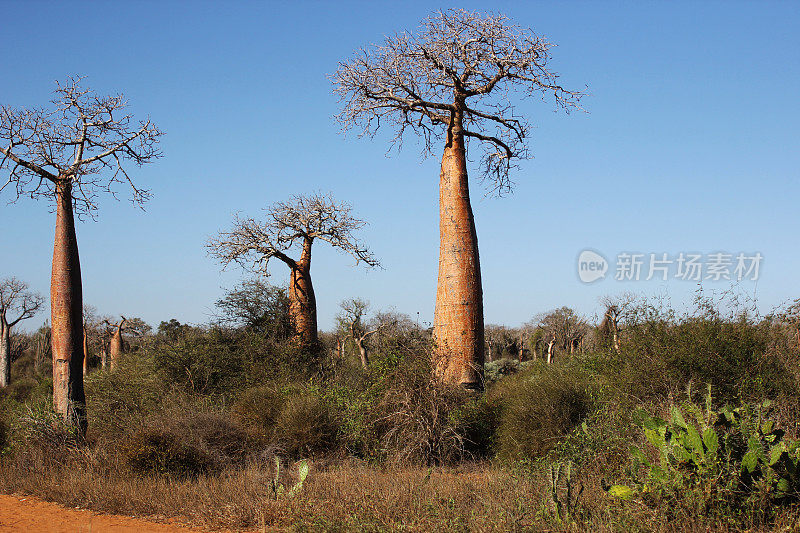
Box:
[332, 9, 585, 191]
[0, 76, 163, 217]
[0, 277, 44, 328]
[207, 192, 380, 276]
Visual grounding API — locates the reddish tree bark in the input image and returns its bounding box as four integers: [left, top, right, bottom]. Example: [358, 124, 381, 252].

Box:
[333, 11, 583, 389]
[209, 194, 377, 350]
[106, 318, 127, 371]
[51, 180, 87, 434]
[82, 325, 89, 376]
[433, 112, 485, 390]
[287, 239, 318, 347]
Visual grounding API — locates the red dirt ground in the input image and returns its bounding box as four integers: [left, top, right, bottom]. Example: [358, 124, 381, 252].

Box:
[0, 494, 209, 532]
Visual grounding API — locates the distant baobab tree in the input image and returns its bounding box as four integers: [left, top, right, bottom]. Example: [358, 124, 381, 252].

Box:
[104, 316, 127, 370]
[0, 77, 163, 433]
[208, 193, 379, 348]
[337, 298, 384, 369]
[333, 9, 585, 389]
[0, 277, 44, 387]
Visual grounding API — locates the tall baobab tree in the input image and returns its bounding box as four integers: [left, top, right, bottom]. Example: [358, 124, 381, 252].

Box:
[0, 77, 162, 433]
[333, 10, 584, 389]
[208, 193, 379, 348]
[0, 277, 44, 387]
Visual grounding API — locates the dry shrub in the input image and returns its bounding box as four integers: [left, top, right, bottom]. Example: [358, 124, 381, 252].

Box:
[122, 430, 214, 477]
[85, 353, 170, 438]
[372, 353, 470, 465]
[0, 376, 40, 404]
[231, 384, 287, 435]
[232, 384, 338, 457]
[120, 407, 253, 476]
[273, 393, 338, 457]
[493, 361, 596, 460]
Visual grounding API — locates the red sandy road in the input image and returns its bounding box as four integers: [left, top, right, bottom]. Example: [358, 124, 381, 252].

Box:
[0, 494, 208, 532]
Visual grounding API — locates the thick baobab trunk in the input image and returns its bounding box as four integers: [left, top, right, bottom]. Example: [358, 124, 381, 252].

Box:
[288, 239, 318, 347]
[0, 323, 10, 387]
[433, 112, 485, 390]
[51, 180, 87, 435]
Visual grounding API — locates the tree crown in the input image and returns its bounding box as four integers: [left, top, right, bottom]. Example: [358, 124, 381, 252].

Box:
[333, 9, 585, 193]
[0, 76, 163, 216]
[0, 277, 44, 328]
[208, 192, 380, 274]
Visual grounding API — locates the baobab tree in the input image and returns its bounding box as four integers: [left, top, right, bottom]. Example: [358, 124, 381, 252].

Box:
[0, 77, 162, 433]
[208, 193, 379, 348]
[599, 293, 636, 354]
[0, 277, 44, 387]
[336, 298, 385, 368]
[333, 9, 584, 389]
[103, 317, 127, 370]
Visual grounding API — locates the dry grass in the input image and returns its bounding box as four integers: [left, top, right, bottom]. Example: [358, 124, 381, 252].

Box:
[3, 444, 798, 532]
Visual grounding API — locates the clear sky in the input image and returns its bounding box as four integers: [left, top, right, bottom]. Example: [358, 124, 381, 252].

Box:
[1, 0, 798, 331]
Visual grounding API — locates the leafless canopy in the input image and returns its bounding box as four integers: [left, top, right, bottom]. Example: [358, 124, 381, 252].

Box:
[0, 76, 163, 216]
[333, 9, 585, 193]
[208, 192, 380, 274]
[0, 277, 44, 328]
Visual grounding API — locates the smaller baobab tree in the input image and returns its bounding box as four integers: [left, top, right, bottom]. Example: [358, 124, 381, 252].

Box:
[103, 316, 127, 370]
[333, 9, 585, 389]
[599, 293, 636, 354]
[208, 193, 379, 348]
[0, 76, 162, 433]
[337, 298, 385, 369]
[0, 277, 44, 387]
[528, 307, 588, 363]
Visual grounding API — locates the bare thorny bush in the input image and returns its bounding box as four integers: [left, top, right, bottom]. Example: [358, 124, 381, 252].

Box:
[372, 353, 470, 465]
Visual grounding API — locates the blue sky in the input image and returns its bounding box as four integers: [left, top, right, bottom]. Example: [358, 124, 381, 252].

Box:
[1, 0, 798, 331]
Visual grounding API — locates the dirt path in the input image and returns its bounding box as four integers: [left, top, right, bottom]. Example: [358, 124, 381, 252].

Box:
[0, 494, 209, 532]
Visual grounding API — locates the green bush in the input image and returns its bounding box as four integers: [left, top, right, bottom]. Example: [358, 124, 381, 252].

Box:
[450, 393, 499, 458]
[484, 358, 531, 383]
[0, 418, 7, 452]
[613, 388, 800, 522]
[493, 361, 596, 460]
[151, 328, 246, 394]
[85, 355, 169, 438]
[12, 400, 84, 450]
[596, 298, 796, 403]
